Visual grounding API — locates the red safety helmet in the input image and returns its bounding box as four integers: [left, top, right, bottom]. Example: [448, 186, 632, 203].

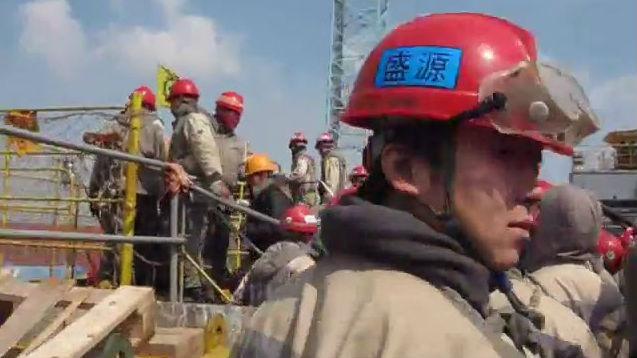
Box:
[289, 132, 308, 148]
[619, 227, 636, 249]
[216, 91, 244, 114]
[130, 86, 156, 111]
[342, 13, 599, 156]
[315, 132, 335, 149]
[527, 180, 554, 202]
[349, 165, 369, 181]
[598, 230, 626, 273]
[168, 79, 200, 101]
[280, 204, 319, 236]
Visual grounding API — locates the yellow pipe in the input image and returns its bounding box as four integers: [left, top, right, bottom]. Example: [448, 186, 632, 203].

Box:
[2, 151, 10, 226]
[119, 93, 142, 285]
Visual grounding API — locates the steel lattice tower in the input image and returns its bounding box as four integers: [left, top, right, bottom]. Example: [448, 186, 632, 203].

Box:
[326, 0, 389, 163]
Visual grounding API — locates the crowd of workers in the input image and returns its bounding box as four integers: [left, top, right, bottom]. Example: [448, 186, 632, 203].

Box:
[81, 11, 637, 357]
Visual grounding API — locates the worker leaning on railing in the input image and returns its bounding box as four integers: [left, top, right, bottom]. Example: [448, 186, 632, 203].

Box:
[85, 85, 167, 287]
[166, 79, 251, 302]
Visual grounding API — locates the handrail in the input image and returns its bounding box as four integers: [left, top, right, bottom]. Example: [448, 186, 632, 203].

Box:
[0, 124, 280, 225]
[0, 228, 186, 244]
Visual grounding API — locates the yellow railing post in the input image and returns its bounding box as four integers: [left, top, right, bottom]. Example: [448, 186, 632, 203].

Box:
[119, 93, 142, 285]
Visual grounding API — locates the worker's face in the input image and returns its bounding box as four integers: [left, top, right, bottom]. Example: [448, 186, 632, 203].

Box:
[317, 143, 333, 156]
[383, 126, 541, 271]
[351, 176, 366, 188]
[215, 106, 241, 131]
[247, 172, 270, 192]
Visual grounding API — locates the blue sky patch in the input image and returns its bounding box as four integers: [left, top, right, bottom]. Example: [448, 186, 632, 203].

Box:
[375, 46, 462, 89]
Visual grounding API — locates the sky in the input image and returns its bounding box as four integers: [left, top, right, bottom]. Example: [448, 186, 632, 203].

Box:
[0, 0, 635, 183]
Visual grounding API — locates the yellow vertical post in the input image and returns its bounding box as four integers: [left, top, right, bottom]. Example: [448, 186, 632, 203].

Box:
[2, 151, 10, 226]
[119, 93, 142, 285]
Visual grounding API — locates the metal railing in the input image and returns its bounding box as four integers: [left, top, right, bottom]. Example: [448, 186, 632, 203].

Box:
[0, 108, 280, 303]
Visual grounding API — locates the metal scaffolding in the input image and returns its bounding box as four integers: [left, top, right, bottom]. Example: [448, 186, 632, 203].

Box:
[326, 0, 389, 162]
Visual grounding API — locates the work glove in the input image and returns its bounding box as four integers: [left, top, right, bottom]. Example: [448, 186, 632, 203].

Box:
[164, 162, 192, 197]
[210, 180, 232, 199]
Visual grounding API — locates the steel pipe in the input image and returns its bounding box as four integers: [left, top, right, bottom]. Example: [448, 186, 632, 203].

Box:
[0, 125, 280, 225]
[0, 228, 185, 244]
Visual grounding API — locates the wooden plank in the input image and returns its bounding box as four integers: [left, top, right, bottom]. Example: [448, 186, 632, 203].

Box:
[25, 286, 155, 358]
[136, 327, 204, 358]
[19, 289, 89, 356]
[0, 279, 73, 357]
[0, 278, 111, 309]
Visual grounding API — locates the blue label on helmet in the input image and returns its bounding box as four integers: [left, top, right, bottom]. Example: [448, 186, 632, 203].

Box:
[375, 46, 462, 89]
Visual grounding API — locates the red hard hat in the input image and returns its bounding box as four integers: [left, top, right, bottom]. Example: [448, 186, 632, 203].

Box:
[130, 86, 156, 111]
[289, 132, 308, 147]
[527, 180, 554, 202]
[619, 227, 636, 249]
[350, 165, 369, 179]
[280, 204, 319, 236]
[315, 132, 335, 148]
[216, 91, 244, 114]
[598, 230, 626, 273]
[168, 79, 200, 100]
[341, 13, 594, 156]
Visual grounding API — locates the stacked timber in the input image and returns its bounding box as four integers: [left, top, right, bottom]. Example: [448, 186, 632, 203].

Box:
[0, 275, 252, 358]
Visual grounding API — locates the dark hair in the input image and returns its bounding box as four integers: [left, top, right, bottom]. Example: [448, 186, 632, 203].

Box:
[358, 121, 452, 204]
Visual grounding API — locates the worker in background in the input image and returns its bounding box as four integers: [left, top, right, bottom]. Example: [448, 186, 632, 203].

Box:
[316, 132, 346, 204]
[348, 165, 369, 188]
[202, 91, 251, 281]
[244, 154, 294, 253]
[168, 78, 230, 301]
[235, 13, 601, 357]
[287, 132, 318, 206]
[86, 86, 167, 288]
[519, 185, 626, 355]
[233, 204, 319, 306]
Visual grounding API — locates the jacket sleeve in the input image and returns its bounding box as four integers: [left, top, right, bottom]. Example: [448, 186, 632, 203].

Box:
[288, 157, 309, 184]
[246, 188, 294, 247]
[88, 155, 111, 197]
[323, 157, 341, 196]
[183, 114, 223, 178]
[151, 120, 167, 161]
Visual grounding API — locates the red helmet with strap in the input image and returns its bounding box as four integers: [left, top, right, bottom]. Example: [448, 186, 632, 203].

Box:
[280, 204, 319, 236]
[130, 86, 156, 111]
[216, 91, 244, 114]
[527, 180, 554, 202]
[342, 13, 599, 156]
[168, 79, 200, 100]
[315, 132, 335, 149]
[598, 230, 626, 273]
[349, 165, 369, 180]
[619, 227, 636, 249]
[289, 132, 308, 148]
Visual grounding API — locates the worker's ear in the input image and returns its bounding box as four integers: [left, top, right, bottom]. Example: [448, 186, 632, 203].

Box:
[381, 144, 431, 196]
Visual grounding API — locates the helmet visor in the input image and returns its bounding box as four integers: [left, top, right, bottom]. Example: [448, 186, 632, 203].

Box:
[477, 61, 600, 152]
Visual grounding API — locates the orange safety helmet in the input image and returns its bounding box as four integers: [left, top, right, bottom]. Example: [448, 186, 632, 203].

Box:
[130, 86, 156, 111]
[168, 79, 200, 101]
[280, 204, 319, 236]
[216, 91, 244, 114]
[342, 13, 599, 156]
[245, 154, 277, 176]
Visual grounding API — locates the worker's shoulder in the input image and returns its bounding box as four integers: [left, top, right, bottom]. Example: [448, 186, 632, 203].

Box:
[248, 256, 511, 357]
[183, 111, 211, 125]
[531, 264, 605, 293]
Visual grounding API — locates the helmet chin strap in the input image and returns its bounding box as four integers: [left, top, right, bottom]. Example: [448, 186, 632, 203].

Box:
[438, 92, 508, 221]
[365, 92, 508, 221]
